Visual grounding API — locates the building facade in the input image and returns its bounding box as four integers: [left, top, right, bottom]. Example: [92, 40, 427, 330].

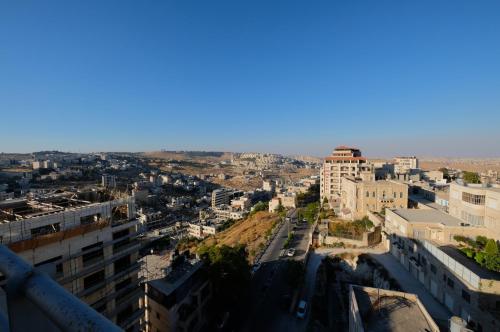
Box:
[320, 146, 372, 207]
[394, 156, 419, 175]
[0, 192, 143, 331]
[383, 209, 500, 332]
[211, 189, 229, 208]
[340, 177, 408, 220]
[449, 182, 500, 240]
[144, 260, 211, 332]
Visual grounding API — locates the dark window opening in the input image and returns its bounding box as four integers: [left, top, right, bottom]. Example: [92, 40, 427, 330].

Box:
[84, 270, 105, 290]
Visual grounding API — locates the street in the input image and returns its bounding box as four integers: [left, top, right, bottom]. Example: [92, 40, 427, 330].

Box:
[238, 218, 314, 332]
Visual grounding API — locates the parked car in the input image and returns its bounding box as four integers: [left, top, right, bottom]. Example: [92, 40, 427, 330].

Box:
[296, 300, 307, 319]
[286, 248, 296, 257]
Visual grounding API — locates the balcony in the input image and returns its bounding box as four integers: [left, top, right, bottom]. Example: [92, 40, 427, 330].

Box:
[0, 245, 121, 332]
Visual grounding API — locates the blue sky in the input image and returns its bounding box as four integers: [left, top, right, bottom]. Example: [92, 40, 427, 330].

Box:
[1, 1, 499, 157]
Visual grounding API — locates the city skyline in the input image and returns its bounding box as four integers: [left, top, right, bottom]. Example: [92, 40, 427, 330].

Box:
[1, 1, 500, 156]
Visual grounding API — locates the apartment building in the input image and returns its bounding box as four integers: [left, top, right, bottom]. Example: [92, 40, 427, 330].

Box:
[144, 259, 211, 332]
[211, 189, 229, 208]
[0, 191, 143, 331]
[187, 221, 221, 239]
[320, 146, 372, 207]
[340, 177, 408, 220]
[394, 156, 418, 175]
[449, 181, 500, 240]
[384, 209, 500, 331]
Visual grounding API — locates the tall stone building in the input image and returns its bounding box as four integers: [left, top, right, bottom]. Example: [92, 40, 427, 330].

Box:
[320, 146, 372, 207]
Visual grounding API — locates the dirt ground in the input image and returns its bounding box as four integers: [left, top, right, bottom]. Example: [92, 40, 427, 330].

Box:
[201, 211, 280, 262]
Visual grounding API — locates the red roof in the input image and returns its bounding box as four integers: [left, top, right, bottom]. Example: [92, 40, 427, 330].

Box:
[325, 156, 366, 161]
[335, 145, 359, 151]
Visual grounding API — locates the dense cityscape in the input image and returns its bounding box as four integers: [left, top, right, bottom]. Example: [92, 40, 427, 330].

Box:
[2, 1, 500, 332]
[0, 149, 499, 331]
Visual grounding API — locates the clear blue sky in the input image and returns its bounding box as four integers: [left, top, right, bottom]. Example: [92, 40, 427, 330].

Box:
[1, 1, 499, 157]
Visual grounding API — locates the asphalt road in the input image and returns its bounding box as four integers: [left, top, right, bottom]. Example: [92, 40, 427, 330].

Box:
[238, 219, 313, 332]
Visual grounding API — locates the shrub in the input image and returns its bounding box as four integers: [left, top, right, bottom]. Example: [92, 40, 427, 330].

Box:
[476, 236, 488, 248]
[485, 239, 499, 256]
[475, 252, 486, 266]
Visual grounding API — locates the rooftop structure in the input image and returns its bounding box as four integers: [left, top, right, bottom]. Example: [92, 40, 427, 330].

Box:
[145, 259, 211, 332]
[0, 190, 143, 330]
[348, 285, 439, 332]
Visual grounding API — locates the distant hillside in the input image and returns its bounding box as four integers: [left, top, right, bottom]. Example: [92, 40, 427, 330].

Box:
[143, 151, 232, 161]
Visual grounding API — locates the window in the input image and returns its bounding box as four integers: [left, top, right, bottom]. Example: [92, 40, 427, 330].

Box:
[430, 264, 436, 274]
[31, 223, 60, 237]
[462, 192, 485, 205]
[393, 192, 397, 198]
[400, 192, 403, 198]
[372, 191, 376, 198]
[156, 312, 160, 319]
[82, 242, 104, 266]
[443, 273, 447, 281]
[460, 211, 484, 226]
[447, 278, 454, 289]
[462, 290, 470, 303]
[83, 270, 105, 290]
[366, 191, 369, 197]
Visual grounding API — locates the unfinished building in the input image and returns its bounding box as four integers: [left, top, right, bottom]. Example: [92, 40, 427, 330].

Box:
[0, 190, 143, 331]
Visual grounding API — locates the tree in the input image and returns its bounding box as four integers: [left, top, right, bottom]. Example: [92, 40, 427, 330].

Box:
[198, 245, 251, 313]
[252, 201, 269, 214]
[439, 167, 450, 180]
[485, 239, 499, 256]
[322, 197, 329, 207]
[462, 171, 480, 184]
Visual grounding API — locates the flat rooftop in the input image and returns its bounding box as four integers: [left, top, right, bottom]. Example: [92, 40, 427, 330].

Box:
[352, 286, 437, 332]
[438, 244, 500, 281]
[148, 260, 203, 297]
[0, 191, 116, 222]
[392, 208, 462, 227]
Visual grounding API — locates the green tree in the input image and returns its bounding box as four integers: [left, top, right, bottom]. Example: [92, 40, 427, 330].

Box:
[439, 167, 450, 180]
[474, 252, 486, 266]
[476, 235, 488, 248]
[251, 201, 269, 215]
[485, 239, 499, 256]
[462, 171, 481, 184]
[198, 245, 251, 314]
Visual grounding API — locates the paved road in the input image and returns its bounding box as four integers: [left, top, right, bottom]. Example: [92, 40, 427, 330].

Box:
[238, 220, 314, 332]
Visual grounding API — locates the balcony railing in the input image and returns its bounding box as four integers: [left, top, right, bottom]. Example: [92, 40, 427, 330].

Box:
[0, 245, 121, 332]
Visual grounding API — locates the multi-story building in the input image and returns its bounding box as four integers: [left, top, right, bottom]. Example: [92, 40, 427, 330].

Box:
[384, 208, 500, 331]
[0, 191, 143, 331]
[102, 174, 117, 188]
[320, 146, 372, 207]
[211, 189, 229, 208]
[144, 259, 211, 332]
[449, 181, 500, 240]
[187, 221, 221, 239]
[394, 156, 418, 175]
[340, 177, 408, 220]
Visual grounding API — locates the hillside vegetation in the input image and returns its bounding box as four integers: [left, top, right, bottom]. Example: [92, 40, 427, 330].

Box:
[198, 211, 280, 262]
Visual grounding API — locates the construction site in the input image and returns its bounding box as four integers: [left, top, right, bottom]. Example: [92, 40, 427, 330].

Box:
[0, 190, 143, 331]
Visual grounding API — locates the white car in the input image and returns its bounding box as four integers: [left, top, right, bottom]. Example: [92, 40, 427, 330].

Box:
[286, 248, 296, 257]
[296, 300, 307, 319]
